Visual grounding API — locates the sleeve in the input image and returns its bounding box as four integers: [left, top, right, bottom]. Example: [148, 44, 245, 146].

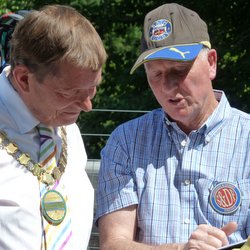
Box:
[94, 125, 138, 224]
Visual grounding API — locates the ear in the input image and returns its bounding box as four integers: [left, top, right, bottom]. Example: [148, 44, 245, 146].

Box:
[207, 49, 217, 80]
[11, 65, 31, 93]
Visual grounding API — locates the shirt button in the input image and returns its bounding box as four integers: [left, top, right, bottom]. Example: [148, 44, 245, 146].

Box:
[184, 218, 190, 224]
[184, 179, 191, 185]
[181, 140, 186, 147]
[205, 137, 211, 144]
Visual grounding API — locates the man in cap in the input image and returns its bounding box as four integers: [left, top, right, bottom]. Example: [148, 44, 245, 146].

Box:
[95, 3, 250, 250]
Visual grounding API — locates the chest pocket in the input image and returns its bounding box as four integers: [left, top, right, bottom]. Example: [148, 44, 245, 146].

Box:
[194, 178, 250, 231]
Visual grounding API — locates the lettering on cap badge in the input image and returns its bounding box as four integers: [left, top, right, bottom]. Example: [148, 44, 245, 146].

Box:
[149, 19, 172, 42]
[209, 182, 241, 214]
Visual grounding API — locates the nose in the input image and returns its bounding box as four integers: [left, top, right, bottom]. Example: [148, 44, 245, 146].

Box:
[164, 74, 180, 91]
[74, 87, 96, 112]
[78, 97, 93, 112]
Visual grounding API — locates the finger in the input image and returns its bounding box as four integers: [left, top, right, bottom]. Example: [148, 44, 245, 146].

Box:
[192, 224, 229, 246]
[189, 226, 224, 248]
[221, 221, 238, 236]
[187, 238, 218, 250]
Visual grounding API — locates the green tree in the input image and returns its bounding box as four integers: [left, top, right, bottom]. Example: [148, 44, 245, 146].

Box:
[78, 0, 250, 158]
[2, 0, 250, 158]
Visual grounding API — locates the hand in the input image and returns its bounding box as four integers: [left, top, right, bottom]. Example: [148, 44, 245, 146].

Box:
[184, 222, 237, 250]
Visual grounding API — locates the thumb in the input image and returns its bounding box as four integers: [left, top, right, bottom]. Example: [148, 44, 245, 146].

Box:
[221, 221, 238, 236]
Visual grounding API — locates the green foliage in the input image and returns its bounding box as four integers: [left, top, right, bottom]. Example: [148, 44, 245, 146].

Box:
[3, 0, 250, 158]
[0, 0, 33, 14]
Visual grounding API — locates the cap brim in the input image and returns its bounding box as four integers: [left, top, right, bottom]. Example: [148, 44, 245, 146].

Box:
[130, 43, 204, 74]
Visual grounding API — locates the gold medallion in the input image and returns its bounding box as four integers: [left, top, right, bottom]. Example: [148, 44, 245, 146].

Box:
[41, 190, 67, 225]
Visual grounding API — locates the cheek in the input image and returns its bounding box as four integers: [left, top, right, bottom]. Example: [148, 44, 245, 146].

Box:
[88, 88, 96, 99]
[148, 82, 160, 97]
[193, 60, 212, 80]
[53, 98, 73, 109]
[148, 76, 163, 91]
[38, 95, 68, 112]
[148, 85, 166, 106]
[186, 66, 209, 89]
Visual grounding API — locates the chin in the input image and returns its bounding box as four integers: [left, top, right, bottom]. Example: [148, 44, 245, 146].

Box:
[61, 118, 78, 126]
[47, 119, 74, 127]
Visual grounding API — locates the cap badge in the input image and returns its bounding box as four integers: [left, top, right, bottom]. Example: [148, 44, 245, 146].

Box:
[209, 182, 241, 215]
[149, 19, 172, 42]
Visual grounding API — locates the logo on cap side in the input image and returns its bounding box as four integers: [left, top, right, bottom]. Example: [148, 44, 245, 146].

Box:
[149, 19, 172, 42]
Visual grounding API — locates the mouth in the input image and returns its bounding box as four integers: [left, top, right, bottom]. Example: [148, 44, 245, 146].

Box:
[63, 111, 81, 117]
[169, 97, 182, 103]
[169, 98, 186, 107]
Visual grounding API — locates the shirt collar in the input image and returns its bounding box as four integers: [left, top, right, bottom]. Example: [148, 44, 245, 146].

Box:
[203, 90, 231, 139]
[0, 66, 39, 133]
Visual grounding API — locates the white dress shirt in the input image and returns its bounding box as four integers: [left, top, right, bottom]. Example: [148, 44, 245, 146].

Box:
[0, 67, 94, 249]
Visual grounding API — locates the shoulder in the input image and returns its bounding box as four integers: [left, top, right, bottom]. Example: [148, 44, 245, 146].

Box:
[231, 107, 250, 124]
[227, 108, 250, 139]
[107, 108, 165, 145]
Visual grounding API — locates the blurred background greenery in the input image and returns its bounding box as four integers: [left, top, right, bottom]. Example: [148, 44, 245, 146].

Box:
[1, 0, 250, 158]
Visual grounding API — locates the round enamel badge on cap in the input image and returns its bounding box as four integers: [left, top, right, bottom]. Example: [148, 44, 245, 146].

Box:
[149, 19, 172, 42]
[209, 182, 241, 214]
[41, 190, 67, 225]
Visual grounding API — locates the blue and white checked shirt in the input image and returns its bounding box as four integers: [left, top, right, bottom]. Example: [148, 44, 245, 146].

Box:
[95, 90, 250, 245]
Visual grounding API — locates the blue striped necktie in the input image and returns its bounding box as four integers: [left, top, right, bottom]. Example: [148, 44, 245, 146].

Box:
[38, 124, 72, 250]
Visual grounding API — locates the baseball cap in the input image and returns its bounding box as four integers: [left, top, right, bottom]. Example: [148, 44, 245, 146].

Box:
[130, 3, 211, 74]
